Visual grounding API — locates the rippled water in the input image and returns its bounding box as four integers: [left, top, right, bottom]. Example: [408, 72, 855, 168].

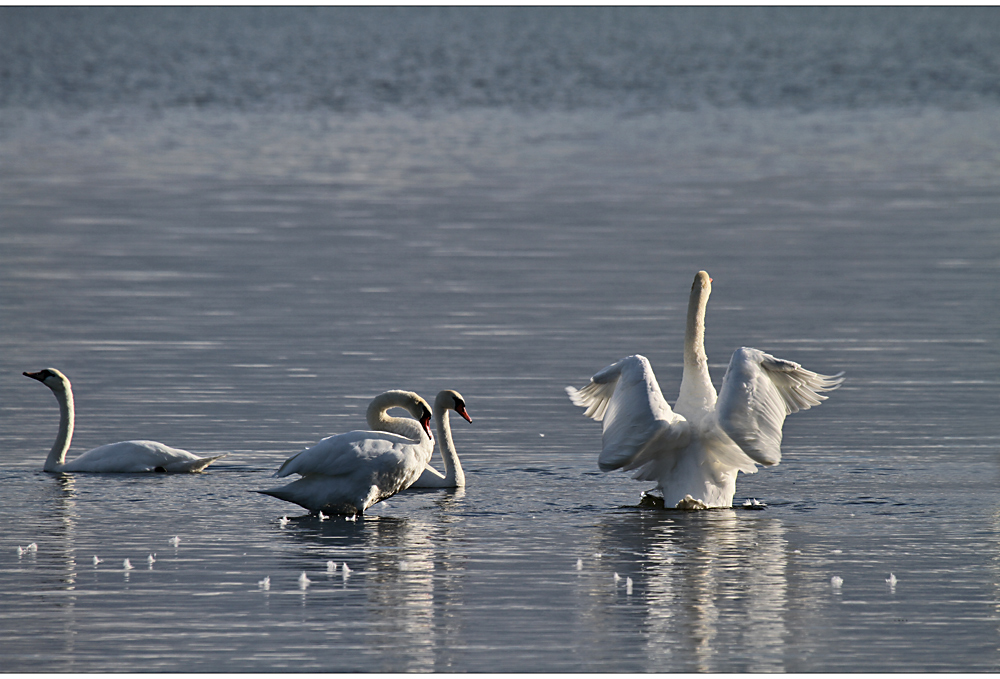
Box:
[2, 7, 999, 673]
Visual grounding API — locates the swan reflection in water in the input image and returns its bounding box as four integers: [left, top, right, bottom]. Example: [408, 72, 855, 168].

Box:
[278, 489, 467, 672]
[589, 509, 791, 673]
[13, 475, 84, 670]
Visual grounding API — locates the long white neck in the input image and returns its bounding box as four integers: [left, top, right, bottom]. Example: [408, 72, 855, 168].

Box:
[366, 391, 431, 443]
[433, 407, 465, 487]
[44, 382, 74, 472]
[676, 272, 718, 415]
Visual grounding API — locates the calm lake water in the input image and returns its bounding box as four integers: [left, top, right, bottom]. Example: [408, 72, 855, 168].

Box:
[1, 7, 999, 673]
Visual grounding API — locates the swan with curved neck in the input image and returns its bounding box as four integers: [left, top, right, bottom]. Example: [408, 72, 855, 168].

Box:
[567, 270, 843, 509]
[258, 390, 434, 516]
[407, 390, 472, 489]
[24, 368, 227, 473]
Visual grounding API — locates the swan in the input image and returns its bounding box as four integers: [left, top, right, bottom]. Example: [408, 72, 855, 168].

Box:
[566, 271, 843, 509]
[258, 390, 434, 516]
[24, 368, 228, 473]
[406, 389, 471, 489]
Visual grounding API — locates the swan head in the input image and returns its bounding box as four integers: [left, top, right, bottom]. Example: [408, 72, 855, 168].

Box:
[692, 270, 712, 295]
[436, 389, 472, 423]
[24, 368, 71, 392]
[403, 392, 434, 439]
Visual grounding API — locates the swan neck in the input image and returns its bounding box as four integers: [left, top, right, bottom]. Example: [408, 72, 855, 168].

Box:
[684, 282, 709, 368]
[45, 383, 73, 472]
[434, 408, 465, 486]
[366, 392, 428, 443]
[677, 277, 717, 412]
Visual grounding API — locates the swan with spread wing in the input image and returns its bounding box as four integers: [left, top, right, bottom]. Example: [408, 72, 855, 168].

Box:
[566, 271, 843, 509]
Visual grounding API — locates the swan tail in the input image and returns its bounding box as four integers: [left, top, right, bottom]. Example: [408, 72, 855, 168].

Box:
[166, 453, 228, 473]
[256, 486, 318, 515]
[256, 484, 365, 516]
[257, 486, 293, 503]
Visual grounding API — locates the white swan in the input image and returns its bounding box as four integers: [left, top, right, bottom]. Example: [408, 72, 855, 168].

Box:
[258, 390, 434, 516]
[407, 389, 471, 489]
[566, 271, 843, 509]
[24, 368, 228, 473]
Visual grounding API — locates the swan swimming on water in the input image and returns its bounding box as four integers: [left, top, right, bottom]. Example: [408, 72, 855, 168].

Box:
[258, 390, 434, 516]
[407, 390, 472, 489]
[23, 368, 228, 473]
[567, 271, 843, 509]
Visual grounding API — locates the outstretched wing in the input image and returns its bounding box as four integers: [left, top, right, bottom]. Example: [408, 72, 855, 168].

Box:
[716, 346, 844, 466]
[567, 355, 689, 472]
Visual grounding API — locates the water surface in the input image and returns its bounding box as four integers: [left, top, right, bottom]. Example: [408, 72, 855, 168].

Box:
[1, 7, 999, 673]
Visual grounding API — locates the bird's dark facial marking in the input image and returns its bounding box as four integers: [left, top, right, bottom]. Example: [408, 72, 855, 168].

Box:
[454, 398, 472, 423]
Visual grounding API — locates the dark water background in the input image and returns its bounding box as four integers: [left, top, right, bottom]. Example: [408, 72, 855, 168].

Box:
[1, 7, 998, 672]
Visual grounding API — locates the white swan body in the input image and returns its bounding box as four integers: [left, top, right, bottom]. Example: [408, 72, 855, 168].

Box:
[567, 271, 843, 509]
[24, 368, 227, 473]
[258, 390, 434, 515]
[407, 390, 471, 489]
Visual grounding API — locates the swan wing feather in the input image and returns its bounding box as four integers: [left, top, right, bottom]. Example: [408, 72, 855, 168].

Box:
[274, 430, 428, 480]
[568, 355, 688, 472]
[62, 440, 225, 473]
[717, 346, 844, 466]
